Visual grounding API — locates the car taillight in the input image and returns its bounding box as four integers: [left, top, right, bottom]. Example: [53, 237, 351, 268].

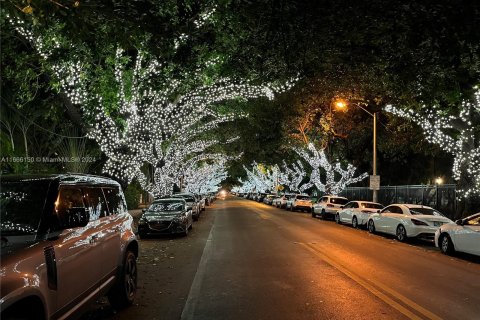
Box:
[327, 204, 334, 207]
[411, 219, 429, 226]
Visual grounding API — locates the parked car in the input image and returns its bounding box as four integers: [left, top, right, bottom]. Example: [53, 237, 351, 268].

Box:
[263, 194, 276, 205]
[312, 195, 349, 219]
[286, 194, 312, 212]
[196, 194, 206, 211]
[435, 212, 480, 256]
[257, 193, 267, 202]
[0, 174, 138, 320]
[367, 204, 453, 242]
[336, 201, 384, 228]
[276, 194, 293, 209]
[172, 193, 201, 220]
[272, 196, 282, 207]
[284, 194, 296, 210]
[138, 198, 193, 237]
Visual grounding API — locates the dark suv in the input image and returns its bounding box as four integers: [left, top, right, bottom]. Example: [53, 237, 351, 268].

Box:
[0, 174, 139, 320]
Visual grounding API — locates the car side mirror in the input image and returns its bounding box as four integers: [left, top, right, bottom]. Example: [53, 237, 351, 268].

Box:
[455, 219, 464, 226]
[65, 207, 89, 228]
[377, 210, 381, 214]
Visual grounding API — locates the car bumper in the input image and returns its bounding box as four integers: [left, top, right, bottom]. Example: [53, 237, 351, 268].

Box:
[406, 225, 440, 239]
[139, 221, 188, 235]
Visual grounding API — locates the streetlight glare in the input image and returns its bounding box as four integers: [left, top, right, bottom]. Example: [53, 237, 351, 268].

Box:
[435, 177, 444, 185]
[335, 100, 347, 109]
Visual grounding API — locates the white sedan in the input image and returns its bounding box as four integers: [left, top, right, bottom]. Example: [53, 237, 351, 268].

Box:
[367, 204, 453, 242]
[435, 213, 480, 256]
[336, 201, 384, 228]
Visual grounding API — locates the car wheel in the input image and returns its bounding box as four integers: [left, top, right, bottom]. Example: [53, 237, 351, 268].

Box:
[193, 215, 199, 221]
[368, 220, 375, 233]
[335, 214, 341, 224]
[440, 234, 455, 255]
[352, 216, 358, 229]
[321, 209, 326, 220]
[183, 225, 189, 237]
[108, 250, 137, 310]
[396, 225, 407, 242]
[311, 208, 316, 218]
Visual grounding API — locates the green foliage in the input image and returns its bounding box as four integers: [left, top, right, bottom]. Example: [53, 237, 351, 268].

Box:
[124, 180, 142, 210]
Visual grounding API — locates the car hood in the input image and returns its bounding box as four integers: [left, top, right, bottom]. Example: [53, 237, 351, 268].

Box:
[143, 211, 184, 219]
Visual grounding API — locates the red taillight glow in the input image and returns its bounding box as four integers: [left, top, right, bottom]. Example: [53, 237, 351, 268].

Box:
[411, 219, 429, 226]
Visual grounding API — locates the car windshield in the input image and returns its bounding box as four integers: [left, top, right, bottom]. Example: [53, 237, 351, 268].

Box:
[409, 207, 444, 216]
[0, 179, 51, 236]
[297, 195, 310, 200]
[148, 201, 184, 213]
[361, 203, 383, 209]
[331, 198, 349, 205]
[174, 195, 195, 202]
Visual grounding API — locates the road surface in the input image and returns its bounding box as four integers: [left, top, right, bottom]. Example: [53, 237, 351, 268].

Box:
[84, 196, 480, 320]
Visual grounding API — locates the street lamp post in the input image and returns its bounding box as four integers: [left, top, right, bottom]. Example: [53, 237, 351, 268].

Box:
[335, 100, 379, 203]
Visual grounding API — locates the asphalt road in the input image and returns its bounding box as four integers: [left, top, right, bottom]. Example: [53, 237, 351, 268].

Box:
[84, 196, 480, 320]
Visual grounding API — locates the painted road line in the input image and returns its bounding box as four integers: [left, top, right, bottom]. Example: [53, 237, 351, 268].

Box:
[180, 216, 216, 320]
[299, 242, 443, 320]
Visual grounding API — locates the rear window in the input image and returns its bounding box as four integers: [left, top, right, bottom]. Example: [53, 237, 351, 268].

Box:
[331, 198, 349, 205]
[409, 207, 444, 216]
[103, 187, 126, 215]
[1, 179, 51, 235]
[361, 203, 383, 209]
[297, 195, 311, 200]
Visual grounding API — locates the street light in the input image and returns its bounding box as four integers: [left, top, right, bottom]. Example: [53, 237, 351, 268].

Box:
[334, 99, 379, 203]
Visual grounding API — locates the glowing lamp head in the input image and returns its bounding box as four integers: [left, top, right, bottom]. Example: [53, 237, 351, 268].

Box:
[435, 177, 444, 185]
[334, 100, 347, 110]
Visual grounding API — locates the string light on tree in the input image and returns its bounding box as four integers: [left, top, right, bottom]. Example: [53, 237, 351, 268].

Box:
[294, 143, 368, 195]
[384, 88, 480, 198]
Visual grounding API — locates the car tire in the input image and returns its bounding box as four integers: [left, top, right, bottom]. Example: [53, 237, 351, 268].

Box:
[335, 214, 341, 224]
[321, 209, 326, 220]
[440, 234, 455, 255]
[193, 215, 199, 221]
[368, 220, 375, 233]
[183, 225, 189, 237]
[352, 216, 358, 229]
[108, 250, 137, 310]
[311, 208, 316, 218]
[396, 225, 407, 242]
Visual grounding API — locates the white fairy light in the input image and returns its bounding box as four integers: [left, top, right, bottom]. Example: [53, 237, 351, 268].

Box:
[384, 88, 480, 199]
[12, 15, 297, 193]
[294, 143, 368, 195]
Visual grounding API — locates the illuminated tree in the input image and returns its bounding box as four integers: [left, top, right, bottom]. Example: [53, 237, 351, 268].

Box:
[294, 143, 368, 195]
[242, 162, 279, 193]
[277, 160, 308, 192]
[384, 88, 480, 198]
[10, 13, 296, 188]
[183, 161, 229, 195]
